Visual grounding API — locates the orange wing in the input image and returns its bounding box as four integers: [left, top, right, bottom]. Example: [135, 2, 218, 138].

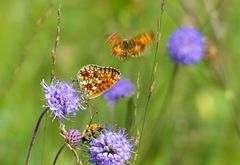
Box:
[132, 32, 154, 45]
[128, 44, 145, 56]
[77, 64, 121, 99]
[107, 33, 128, 59]
[107, 33, 123, 46]
[112, 44, 128, 59]
[129, 32, 154, 56]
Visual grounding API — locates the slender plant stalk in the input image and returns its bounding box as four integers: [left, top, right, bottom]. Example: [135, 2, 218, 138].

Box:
[141, 64, 178, 159]
[51, 5, 61, 81]
[137, 0, 165, 162]
[126, 63, 141, 132]
[52, 143, 67, 165]
[25, 107, 50, 165]
[70, 147, 83, 165]
[131, 72, 141, 164]
[133, 72, 141, 128]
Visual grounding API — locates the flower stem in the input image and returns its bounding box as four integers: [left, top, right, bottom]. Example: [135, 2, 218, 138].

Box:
[71, 147, 83, 165]
[137, 0, 165, 162]
[51, 5, 61, 81]
[52, 143, 67, 165]
[66, 144, 82, 165]
[141, 64, 178, 160]
[25, 107, 49, 165]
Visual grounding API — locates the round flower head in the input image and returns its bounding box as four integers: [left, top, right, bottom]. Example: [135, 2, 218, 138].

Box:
[103, 79, 135, 107]
[167, 27, 205, 65]
[66, 129, 81, 148]
[41, 79, 83, 121]
[88, 129, 132, 165]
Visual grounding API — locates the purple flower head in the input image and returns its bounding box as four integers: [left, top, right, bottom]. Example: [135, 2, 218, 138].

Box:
[41, 79, 84, 121]
[167, 27, 205, 65]
[88, 129, 132, 165]
[103, 79, 135, 107]
[66, 129, 82, 148]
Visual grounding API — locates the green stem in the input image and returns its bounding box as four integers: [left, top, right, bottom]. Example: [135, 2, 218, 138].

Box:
[52, 143, 67, 165]
[25, 107, 50, 165]
[137, 0, 165, 162]
[71, 147, 82, 165]
[141, 64, 178, 160]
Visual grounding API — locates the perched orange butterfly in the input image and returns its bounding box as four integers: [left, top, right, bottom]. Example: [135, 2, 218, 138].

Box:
[77, 64, 121, 99]
[107, 32, 154, 59]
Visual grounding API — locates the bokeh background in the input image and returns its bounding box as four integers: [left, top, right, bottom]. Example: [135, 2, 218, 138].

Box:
[1, 0, 240, 164]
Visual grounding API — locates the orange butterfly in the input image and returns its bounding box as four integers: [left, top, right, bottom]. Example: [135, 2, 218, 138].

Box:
[107, 32, 154, 59]
[77, 64, 121, 99]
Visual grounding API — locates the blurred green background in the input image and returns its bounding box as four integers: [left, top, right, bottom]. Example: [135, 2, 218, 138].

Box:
[1, 0, 240, 164]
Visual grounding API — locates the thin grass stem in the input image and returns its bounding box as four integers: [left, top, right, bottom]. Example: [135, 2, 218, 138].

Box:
[141, 64, 178, 160]
[51, 5, 61, 81]
[136, 0, 165, 162]
[70, 147, 83, 165]
[25, 107, 50, 165]
[52, 143, 67, 165]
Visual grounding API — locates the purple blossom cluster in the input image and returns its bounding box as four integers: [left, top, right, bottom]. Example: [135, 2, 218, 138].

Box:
[41, 79, 82, 121]
[88, 129, 132, 165]
[167, 27, 205, 65]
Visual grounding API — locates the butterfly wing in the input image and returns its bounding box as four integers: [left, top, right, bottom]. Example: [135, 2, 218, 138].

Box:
[128, 43, 146, 56]
[107, 33, 123, 46]
[112, 44, 128, 59]
[77, 64, 121, 99]
[129, 32, 154, 56]
[107, 33, 128, 59]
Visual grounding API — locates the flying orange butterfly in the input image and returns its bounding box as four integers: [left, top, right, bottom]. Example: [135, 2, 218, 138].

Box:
[107, 32, 154, 59]
[77, 64, 121, 99]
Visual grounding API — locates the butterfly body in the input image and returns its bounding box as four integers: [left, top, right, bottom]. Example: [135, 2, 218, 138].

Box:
[107, 32, 154, 59]
[121, 40, 134, 50]
[77, 64, 121, 99]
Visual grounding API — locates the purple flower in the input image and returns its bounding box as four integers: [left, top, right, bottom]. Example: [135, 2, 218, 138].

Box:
[41, 79, 84, 121]
[66, 129, 82, 148]
[167, 27, 205, 65]
[88, 129, 132, 165]
[103, 79, 135, 107]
